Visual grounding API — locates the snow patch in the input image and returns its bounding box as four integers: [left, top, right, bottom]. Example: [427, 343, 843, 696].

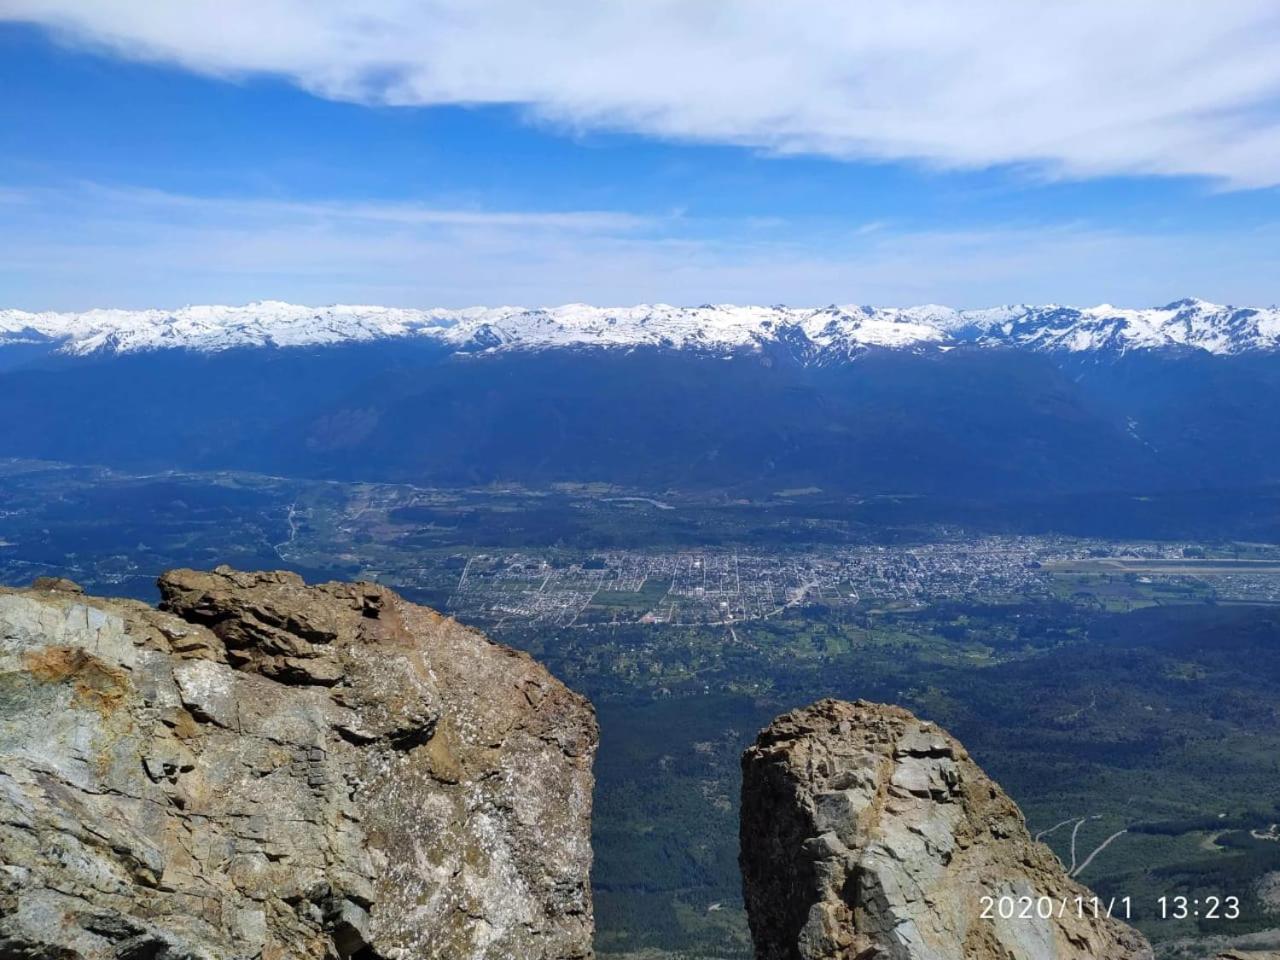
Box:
[3, 299, 1278, 358]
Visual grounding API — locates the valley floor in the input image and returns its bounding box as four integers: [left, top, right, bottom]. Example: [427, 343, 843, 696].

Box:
[3, 459, 1279, 958]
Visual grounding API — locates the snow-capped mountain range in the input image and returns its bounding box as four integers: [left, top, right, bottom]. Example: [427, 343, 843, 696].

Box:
[2, 298, 1278, 358]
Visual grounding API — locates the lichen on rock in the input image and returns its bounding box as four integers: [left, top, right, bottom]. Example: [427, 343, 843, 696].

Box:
[0, 567, 597, 960]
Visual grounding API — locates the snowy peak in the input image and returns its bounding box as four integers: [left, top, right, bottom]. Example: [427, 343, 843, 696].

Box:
[1, 299, 1278, 358]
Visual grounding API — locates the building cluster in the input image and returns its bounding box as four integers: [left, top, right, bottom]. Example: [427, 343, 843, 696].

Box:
[438, 537, 1234, 627]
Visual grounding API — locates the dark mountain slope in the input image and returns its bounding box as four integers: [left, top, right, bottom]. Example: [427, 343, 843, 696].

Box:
[1, 342, 1275, 497]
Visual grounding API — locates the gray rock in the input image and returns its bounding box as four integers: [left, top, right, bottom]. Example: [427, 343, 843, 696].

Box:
[740, 698, 1153, 960]
[0, 568, 597, 960]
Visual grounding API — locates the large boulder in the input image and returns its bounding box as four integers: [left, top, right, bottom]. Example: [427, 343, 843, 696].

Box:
[740, 698, 1152, 960]
[0, 568, 597, 960]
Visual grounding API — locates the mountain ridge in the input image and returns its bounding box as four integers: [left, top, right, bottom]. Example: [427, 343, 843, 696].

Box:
[4, 297, 1280, 358]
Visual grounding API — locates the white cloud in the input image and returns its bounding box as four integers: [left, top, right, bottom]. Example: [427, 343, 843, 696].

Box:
[6, 1, 1280, 186]
[1, 182, 1277, 310]
[71, 183, 654, 231]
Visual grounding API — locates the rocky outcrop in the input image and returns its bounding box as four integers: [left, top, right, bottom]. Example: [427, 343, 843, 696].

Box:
[740, 699, 1152, 960]
[0, 568, 597, 960]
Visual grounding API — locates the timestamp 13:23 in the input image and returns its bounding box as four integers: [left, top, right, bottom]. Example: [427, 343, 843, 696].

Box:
[979, 894, 1241, 922]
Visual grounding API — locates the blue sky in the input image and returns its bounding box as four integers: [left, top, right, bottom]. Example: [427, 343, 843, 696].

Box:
[3, 3, 1280, 310]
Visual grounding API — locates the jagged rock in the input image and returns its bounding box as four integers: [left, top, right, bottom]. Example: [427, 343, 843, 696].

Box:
[29, 575, 84, 594]
[739, 699, 1153, 960]
[0, 567, 597, 960]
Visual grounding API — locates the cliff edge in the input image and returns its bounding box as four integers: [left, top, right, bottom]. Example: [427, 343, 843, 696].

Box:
[0, 568, 597, 960]
[740, 698, 1153, 960]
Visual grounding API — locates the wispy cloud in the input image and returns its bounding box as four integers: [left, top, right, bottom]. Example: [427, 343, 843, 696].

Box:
[1, 181, 1277, 310]
[67, 183, 655, 231]
[6, 1, 1280, 187]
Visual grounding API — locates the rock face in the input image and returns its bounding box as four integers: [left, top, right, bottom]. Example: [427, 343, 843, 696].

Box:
[0, 568, 597, 960]
[740, 699, 1153, 960]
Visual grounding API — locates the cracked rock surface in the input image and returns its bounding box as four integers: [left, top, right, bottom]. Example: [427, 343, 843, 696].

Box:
[740, 699, 1153, 960]
[0, 568, 597, 960]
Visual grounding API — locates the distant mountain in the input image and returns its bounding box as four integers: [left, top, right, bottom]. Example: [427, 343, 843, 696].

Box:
[4, 298, 1280, 503]
[3, 298, 1280, 358]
